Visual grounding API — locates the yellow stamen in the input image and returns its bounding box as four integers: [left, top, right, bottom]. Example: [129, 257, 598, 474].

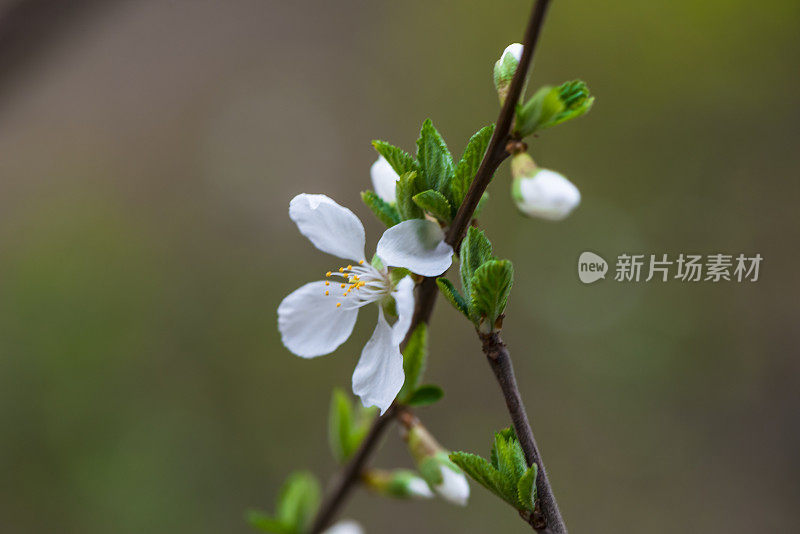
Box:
[338, 267, 345, 273]
[358, 260, 364, 264]
[325, 290, 329, 295]
[346, 265, 352, 270]
[336, 302, 341, 307]
[325, 281, 329, 286]
[340, 283, 346, 289]
[326, 271, 332, 277]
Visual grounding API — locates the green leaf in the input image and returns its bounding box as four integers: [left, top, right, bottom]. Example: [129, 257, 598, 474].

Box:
[449, 452, 505, 501]
[276, 471, 320, 533]
[389, 268, 410, 286]
[490, 427, 517, 469]
[398, 324, 427, 402]
[372, 140, 417, 176]
[436, 277, 470, 318]
[451, 125, 494, 209]
[412, 189, 452, 223]
[415, 118, 454, 192]
[328, 388, 354, 464]
[361, 190, 400, 227]
[247, 511, 291, 534]
[517, 464, 538, 512]
[459, 227, 494, 302]
[546, 79, 594, 128]
[493, 431, 527, 503]
[405, 384, 444, 407]
[395, 171, 423, 220]
[469, 259, 513, 328]
[514, 85, 563, 138]
[515, 80, 594, 137]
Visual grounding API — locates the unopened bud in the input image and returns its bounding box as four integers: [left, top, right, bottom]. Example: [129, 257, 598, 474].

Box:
[362, 469, 434, 499]
[511, 153, 580, 221]
[493, 43, 524, 103]
[404, 419, 470, 506]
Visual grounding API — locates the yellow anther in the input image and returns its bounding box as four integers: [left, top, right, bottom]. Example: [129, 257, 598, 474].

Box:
[358, 260, 364, 264]
[336, 302, 342, 307]
[325, 290, 329, 295]
[338, 267, 345, 273]
[340, 283, 346, 289]
[325, 281, 329, 286]
[346, 265, 352, 270]
[326, 271, 332, 277]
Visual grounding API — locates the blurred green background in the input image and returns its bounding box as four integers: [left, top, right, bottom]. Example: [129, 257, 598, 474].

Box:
[1, 0, 798, 532]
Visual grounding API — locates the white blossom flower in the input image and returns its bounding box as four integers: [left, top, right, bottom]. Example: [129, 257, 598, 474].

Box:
[370, 156, 400, 203]
[324, 520, 364, 534]
[278, 194, 453, 413]
[512, 168, 581, 221]
[433, 464, 470, 506]
[407, 475, 435, 499]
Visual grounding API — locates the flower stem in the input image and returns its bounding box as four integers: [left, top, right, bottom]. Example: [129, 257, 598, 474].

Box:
[309, 1, 557, 531]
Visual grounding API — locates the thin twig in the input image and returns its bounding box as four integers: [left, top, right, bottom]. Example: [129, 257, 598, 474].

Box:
[309, 1, 555, 531]
[481, 332, 565, 533]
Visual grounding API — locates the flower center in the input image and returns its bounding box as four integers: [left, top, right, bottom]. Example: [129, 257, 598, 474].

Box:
[323, 259, 389, 308]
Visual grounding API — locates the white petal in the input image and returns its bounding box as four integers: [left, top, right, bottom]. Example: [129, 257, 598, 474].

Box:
[278, 281, 359, 358]
[434, 466, 470, 506]
[513, 169, 581, 221]
[289, 194, 366, 262]
[323, 520, 364, 534]
[375, 219, 453, 277]
[370, 156, 399, 203]
[407, 476, 435, 498]
[351, 309, 404, 414]
[502, 43, 523, 63]
[391, 276, 415, 345]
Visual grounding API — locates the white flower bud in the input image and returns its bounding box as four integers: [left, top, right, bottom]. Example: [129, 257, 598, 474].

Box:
[511, 153, 580, 221]
[493, 43, 524, 103]
[324, 520, 364, 534]
[370, 156, 399, 203]
[362, 468, 434, 499]
[433, 464, 470, 506]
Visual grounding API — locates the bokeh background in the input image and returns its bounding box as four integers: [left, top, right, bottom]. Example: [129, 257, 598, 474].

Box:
[1, 0, 798, 532]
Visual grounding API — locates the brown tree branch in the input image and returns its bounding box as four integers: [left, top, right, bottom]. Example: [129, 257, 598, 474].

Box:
[309, 1, 556, 531]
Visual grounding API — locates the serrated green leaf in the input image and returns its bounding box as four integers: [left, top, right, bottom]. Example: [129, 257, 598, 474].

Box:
[436, 277, 470, 318]
[276, 472, 320, 533]
[469, 259, 513, 328]
[361, 190, 400, 227]
[328, 388, 353, 464]
[459, 227, 494, 302]
[412, 189, 452, 223]
[515, 80, 594, 137]
[449, 451, 505, 500]
[247, 511, 291, 534]
[406, 384, 444, 407]
[490, 427, 517, 469]
[493, 432, 526, 503]
[451, 125, 494, 209]
[416, 118, 454, 192]
[398, 324, 427, 402]
[517, 464, 538, 512]
[395, 171, 423, 220]
[514, 85, 563, 138]
[372, 140, 417, 176]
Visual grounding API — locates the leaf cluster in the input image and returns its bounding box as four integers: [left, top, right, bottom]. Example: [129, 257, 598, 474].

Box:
[437, 227, 513, 331]
[514, 80, 594, 138]
[363, 121, 494, 227]
[248, 472, 321, 534]
[328, 388, 378, 464]
[449, 428, 538, 513]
